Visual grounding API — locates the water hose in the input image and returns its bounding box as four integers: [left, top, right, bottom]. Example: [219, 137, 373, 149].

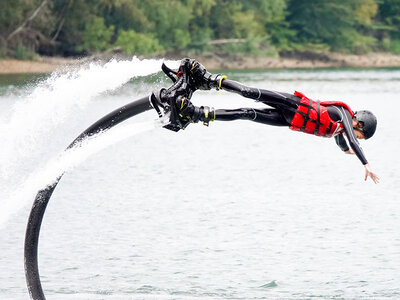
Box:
[24, 96, 153, 300]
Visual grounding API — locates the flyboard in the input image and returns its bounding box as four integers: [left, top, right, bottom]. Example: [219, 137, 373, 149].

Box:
[24, 59, 199, 299]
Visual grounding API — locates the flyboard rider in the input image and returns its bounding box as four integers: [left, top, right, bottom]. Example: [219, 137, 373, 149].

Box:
[151, 59, 379, 184]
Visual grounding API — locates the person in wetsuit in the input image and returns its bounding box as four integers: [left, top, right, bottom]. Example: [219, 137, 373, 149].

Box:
[164, 60, 379, 184]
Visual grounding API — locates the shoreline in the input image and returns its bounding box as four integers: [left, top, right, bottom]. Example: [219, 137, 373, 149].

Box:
[196, 52, 400, 70]
[1, 52, 400, 74]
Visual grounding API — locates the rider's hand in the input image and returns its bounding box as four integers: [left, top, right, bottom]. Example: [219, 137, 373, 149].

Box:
[364, 163, 380, 184]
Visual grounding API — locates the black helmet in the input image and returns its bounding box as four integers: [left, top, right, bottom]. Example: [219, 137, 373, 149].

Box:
[353, 110, 377, 139]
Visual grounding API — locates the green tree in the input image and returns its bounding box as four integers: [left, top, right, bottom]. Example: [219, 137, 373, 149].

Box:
[231, 9, 265, 39]
[210, 1, 243, 39]
[287, 0, 377, 52]
[77, 16, 114, 52]
[235, 0, 288, 35]
[241, 0, 295, 51]
[0, 0, 55, 57]
[139, 0, 192, 50]
[100, 0, 152, 33]
[378, 0, 400, 38]
[2, 0, 400, 59]
[51, 0, 105, 55]
[185, 0, 216, 51]
[355, 0, 378, 26]
[375, 0, 400, 53]
[114, 29, 163, 55]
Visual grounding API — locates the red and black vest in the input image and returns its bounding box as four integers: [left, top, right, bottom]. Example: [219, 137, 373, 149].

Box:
[289, 91, 354, 138]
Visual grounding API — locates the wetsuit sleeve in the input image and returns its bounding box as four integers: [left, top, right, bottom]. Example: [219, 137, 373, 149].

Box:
[341, 108, 368, 165]
[335, 133, 350, 152]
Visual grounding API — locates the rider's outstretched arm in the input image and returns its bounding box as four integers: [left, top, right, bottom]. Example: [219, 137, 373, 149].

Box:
[340, 108, 368, 165]
[339, 107, 379, 183]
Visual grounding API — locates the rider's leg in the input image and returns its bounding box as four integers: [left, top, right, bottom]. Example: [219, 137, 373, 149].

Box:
[220, 79, 300, 110]
[191, 61, 300, 110]
[175, 97, 294, 127]
[214, 108, 292, 126]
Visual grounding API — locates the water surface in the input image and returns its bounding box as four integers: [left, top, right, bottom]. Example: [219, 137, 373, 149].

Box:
[0, 65, 399, 299]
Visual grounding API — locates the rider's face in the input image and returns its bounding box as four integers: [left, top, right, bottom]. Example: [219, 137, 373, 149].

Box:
[353, 129, 365, 139]
[352, 118, 365, 139]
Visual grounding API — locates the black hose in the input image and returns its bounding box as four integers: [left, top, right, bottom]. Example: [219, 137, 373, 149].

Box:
[24, 96, 153, 300]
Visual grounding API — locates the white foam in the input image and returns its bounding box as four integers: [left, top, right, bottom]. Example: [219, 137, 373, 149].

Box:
[0, 120, 161, 228]
[0, 57, 177, 177]
[0, 57, 178, 228]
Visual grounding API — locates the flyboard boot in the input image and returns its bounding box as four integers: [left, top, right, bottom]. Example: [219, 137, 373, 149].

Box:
[150, 58, 222, 131]
[190, 60, 226, 91]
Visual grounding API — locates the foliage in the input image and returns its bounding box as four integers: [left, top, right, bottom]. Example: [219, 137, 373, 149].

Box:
[287, 0, 381, 53]
[16, 44, 36, 60]
[0, 0, 400, 58]
[235, 0, 292, 50]
[76, 17, 114, 53]
[139, 0, 192, 49]
[377, 0, 400, 38]
[114, 30, 163, 55]
[355, 0, 378, 26]
[223, 36, 278, 57]
[0, 0, 35, 35]
[382, 38, 400, 54]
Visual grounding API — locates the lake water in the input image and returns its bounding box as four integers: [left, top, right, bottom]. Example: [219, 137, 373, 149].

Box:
[0, 59, 399, 299]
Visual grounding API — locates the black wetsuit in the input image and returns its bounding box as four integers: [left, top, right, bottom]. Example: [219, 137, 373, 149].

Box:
[214, 79, 368, 165]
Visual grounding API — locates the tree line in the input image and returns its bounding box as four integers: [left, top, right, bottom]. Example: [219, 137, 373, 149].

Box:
[0, 0, 399, 60]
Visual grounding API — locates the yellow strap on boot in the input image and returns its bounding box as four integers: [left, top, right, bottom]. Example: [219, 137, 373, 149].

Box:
[217, 75, 227, 90]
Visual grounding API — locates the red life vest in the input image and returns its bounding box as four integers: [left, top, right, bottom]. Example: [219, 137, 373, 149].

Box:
[289, 91, 354, 138]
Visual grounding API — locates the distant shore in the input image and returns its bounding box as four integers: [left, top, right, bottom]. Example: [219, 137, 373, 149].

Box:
[1, 52, 400, 74]
[196, 52, 400, 70]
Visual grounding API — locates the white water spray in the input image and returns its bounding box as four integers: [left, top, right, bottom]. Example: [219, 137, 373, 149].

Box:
[0, 57, 177, 228]
[0, 57, 177, 177]
[0, 120, 162, 228]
